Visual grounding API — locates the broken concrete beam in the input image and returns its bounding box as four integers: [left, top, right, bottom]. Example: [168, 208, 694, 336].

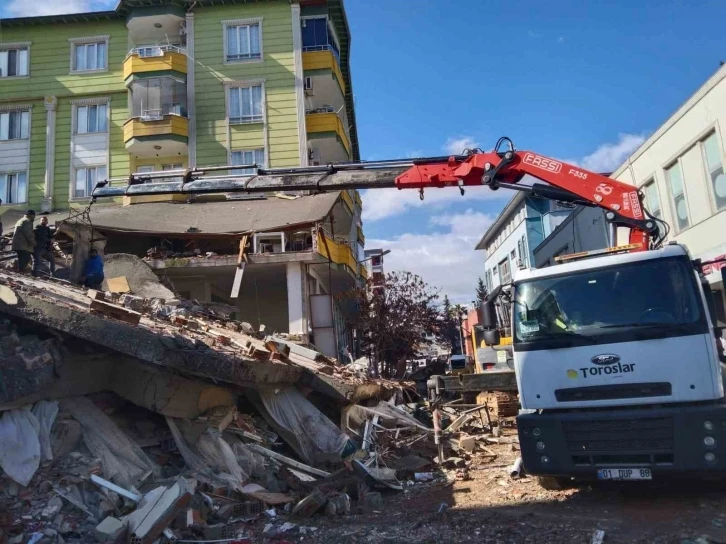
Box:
[203, 404, 238, 432]
[89, 299, 141, 326]
[127, 478, 194, 544]
[94, 516, 128, 543]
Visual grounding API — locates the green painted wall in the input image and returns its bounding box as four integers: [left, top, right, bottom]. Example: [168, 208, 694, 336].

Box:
[0, 20, 128, 103]
[194, 1, 300, 168]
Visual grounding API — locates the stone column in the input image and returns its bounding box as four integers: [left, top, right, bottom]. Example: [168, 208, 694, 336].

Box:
[42, 96, 57, 212]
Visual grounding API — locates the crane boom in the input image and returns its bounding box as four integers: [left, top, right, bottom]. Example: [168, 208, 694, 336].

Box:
[92, 137, 662, 251]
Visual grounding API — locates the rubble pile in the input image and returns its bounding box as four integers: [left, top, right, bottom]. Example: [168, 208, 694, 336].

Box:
[0, 268, 517, 542]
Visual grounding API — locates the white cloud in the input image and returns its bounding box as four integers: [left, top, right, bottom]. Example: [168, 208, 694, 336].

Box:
[362, 185, 509, 221]
[444, 136, 479, 155]
[4, 0, 115, 16]
[580, 133, 646, 173]
[367, 210, 494, 305]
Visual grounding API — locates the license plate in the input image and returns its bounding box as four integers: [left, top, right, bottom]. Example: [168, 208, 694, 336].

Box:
[597, 468, 652, 481]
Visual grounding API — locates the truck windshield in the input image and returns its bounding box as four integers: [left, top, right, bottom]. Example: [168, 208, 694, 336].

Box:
[513, 256, 706, 349]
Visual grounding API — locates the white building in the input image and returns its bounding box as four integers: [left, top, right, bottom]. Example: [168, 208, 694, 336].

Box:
[612, 63, 726, 322]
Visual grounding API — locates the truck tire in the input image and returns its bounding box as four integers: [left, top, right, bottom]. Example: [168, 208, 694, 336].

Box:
[536, 475, 570, 491]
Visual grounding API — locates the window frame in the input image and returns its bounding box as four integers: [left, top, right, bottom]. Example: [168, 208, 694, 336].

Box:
[230, 148, 265, 175]
[69, 36, 109, 74]
[664, 158, 690, 233]
[301, 15, 341, 63]
[0, 109, 30, 141]
[639, 178, 662, 220]
[700, 131, 726, 213]
[0, 171, 28, 204]
[0, 42, 30, 79]
[498, 258, 511, 285]
[226, 80, 265, 125]
[73, 164, 107, 200]
[222, 18, 263, 64]
[74, 102, 109, 135]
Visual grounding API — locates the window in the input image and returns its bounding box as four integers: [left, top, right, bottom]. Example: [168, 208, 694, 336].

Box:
[702, 132, 726, 211]
[485, 269, 493, 292]
[0, 110, 29, 141]
[0, 46, 29, 77]
[72, 41, 107, 72]
[304, 76, 313, 92]
[641, 179, 661, 219]
[301, 17, 340, 64]
[231, 149, 264, 175]
[371, 255, 382, 266]
[129, 77, 187, 119]
[225, 20, 262, 62]
[162, 163, 184, 183]
[228, 85, 263, 124]
[137, 165, 154, 174]
[0, 172, 27, 204]
[665, 161, 689, 231]
[75, 103, 107, 134]
[74, 165, 107, 199]
[520, 236, 528, 268]
[498, 258, 511, 284]
[510, 249, 517, 262]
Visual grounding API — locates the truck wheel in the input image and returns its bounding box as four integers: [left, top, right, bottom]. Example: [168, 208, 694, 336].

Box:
[536, 475, 570, 491]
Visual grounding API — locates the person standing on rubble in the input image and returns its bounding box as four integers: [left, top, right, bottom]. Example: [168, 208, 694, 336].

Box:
[32, 216, 56, 277]
[12, 210, 35, 274]
[82, 248, 104, 289]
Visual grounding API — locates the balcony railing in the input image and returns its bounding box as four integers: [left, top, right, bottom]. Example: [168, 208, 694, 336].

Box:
[126, 44, 186, 60]
[302, 43, 340, 65]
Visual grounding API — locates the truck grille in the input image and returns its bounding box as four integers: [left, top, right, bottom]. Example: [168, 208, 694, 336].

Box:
[555, 382, 671, 402]
[563, 417, 674, 453]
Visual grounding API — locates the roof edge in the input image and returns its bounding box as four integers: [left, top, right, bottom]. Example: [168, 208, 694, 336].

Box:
[474, 192, 525, 251]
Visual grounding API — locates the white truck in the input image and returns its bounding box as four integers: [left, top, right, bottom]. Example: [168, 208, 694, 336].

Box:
[480, 243, 726, 488]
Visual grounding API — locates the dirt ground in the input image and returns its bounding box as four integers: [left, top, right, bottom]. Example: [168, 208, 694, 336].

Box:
[250, 429, 726, 544]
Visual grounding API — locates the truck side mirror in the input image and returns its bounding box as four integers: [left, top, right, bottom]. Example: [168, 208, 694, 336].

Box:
[478, 300, 501, 346]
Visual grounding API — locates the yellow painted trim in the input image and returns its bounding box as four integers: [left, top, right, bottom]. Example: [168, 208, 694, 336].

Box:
[354, 190, 362, 209]
[302, 50, 346, 94]
[316, 232, 357, 277]
[357, 225, 365, 245]
[340, 190, 354, 214]
[123, 51, 187, 79]
[360, 263, 369, 279]
[305, 112, 351, 156]
[123, 116, 189, 143]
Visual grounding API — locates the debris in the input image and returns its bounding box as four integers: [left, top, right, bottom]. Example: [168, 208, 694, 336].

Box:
[89, 299, 142, 326]
[591, 529, 606, 544]
[324, 493, 351, 516]
[360, 491, 384, 513]
[203, 405, 238, 432]
[0, 406, 41, 486]
[353, 460, 403, 491]
[95, 516, 128, 543]
[90, 474, 142, 502]
[414, 472, 434, 482]
[292, 490, 327, 518]
[0, 284, 18, 305]
[240, 483, 294, 505]
[246, 444, 330, 478]
[127, 478, 194, 543]
[509, 457, 524, 479]
[41, 496, 64, 520]
[101, 253, 175, 299]
[32, 401, 59, 462]
[392, 455, 431, 472]
[54, 486, 98, 520]
[118, 293, 145, 312]
[106, 276, 131, 294]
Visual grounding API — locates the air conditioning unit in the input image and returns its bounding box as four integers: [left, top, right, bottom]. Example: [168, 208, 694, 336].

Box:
[304, 76, 313, 95]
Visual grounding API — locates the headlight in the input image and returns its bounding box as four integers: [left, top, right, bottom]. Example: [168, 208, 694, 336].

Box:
[704, 436, 716, 447]
[536, 441, 545, 451]
[705, 452, 717, 462]
[540, 455, 550, 463]
[532, 428, 541, 437]
[704, 421, 715, 431]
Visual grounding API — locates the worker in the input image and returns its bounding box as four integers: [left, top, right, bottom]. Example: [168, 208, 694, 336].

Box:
[12, 210, 35, 274]
[33, 216, 56, 277]
[82, 248, 104, 289]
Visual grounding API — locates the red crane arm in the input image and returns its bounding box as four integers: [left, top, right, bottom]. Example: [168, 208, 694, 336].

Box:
[395, 147, 658, 251]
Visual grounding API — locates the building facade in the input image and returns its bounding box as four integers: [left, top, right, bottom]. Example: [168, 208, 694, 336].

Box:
[0, 0, 365, 359]
[364, 248, 385, 289]
[475, 193, 573, 293]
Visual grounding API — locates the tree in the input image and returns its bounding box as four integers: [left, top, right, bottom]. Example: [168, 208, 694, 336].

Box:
[343, 271, 441, 378]
[476, 277, 488, 305]
[440, 295, 462, 355]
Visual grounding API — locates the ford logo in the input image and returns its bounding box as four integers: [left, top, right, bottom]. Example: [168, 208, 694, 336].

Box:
[591, 354, 621, 366]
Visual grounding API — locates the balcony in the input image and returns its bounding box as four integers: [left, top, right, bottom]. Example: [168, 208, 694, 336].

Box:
[302, 47, 345, 95]
[315, 231, 357, 278]
[306, 108, 351, 162]
[123, 45, 187, 80]
[125, 76, 188, 158]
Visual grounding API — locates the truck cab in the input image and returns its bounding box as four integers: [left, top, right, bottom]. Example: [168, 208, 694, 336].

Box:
[510, 244, 726, 486]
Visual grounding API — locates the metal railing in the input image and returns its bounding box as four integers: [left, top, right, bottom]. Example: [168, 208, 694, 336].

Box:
[302, 43, 340, 64]
[126, 45, 186, 59]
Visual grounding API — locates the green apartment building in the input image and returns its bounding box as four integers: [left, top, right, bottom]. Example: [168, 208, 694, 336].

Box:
[0, 0, 365, 359]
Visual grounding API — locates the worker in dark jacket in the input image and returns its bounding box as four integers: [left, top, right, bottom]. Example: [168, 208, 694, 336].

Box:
[82, 249, 104, 289]
[33, 216, 56, 277]
[12, 210, 35, 273]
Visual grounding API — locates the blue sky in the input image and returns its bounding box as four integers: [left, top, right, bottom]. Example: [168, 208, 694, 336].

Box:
[1, 0, 725, 302]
